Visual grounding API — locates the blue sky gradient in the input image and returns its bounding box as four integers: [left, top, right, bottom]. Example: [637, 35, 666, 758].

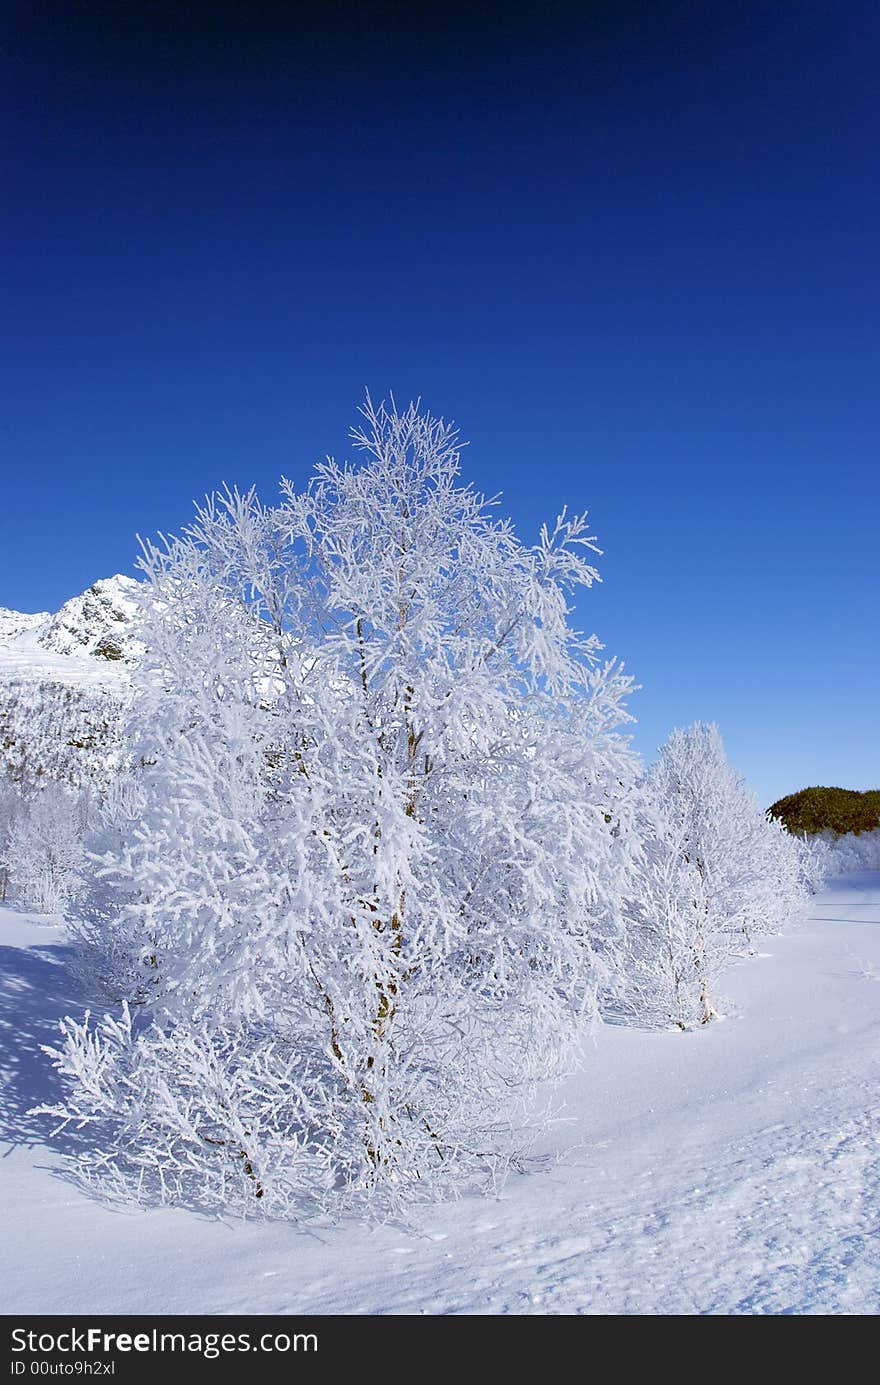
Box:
[2, 2, 878, 806]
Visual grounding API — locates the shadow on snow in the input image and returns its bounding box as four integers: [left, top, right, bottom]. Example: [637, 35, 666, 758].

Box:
[0, 937, 89, 1156]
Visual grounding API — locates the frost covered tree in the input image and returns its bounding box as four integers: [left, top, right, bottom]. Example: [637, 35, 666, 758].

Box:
[609, 723, 808, 1028]
[604, 783, 716, 1030]
[71, 771, 150, 1002]
[747, 810, 812, 936]
[5, 781, 87, 914]
[820, 829, 880, 874]
[795, 830, 832, 893]
[0, 779, 24, 901]
[44, 395, 637, 1214]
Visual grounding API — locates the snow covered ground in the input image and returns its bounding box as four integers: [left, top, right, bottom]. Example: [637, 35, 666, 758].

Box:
[1, 874, 878, 1316]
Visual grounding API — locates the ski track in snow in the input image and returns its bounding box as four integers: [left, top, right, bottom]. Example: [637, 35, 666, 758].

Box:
[0, 874, 878, 1316]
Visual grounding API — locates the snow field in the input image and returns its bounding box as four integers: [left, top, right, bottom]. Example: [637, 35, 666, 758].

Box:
[1, 872, 877, 1316]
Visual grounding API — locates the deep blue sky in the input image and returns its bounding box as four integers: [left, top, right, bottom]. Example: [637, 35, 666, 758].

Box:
[2, 1, 878, 805]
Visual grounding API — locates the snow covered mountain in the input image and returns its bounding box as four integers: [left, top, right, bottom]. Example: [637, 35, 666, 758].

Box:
[0, 576, 141, 787]
[35, 575, 141, 661]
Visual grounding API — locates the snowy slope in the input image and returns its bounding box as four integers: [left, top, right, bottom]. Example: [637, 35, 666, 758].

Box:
[0, 873, 877, 1316]
[0, 608, 48, 644]
[0, 577, 139, 786]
